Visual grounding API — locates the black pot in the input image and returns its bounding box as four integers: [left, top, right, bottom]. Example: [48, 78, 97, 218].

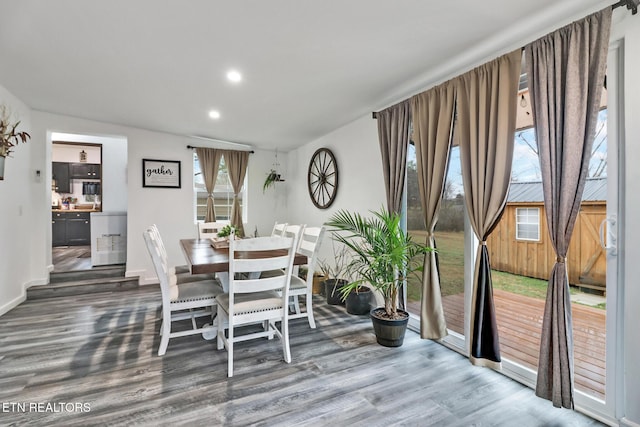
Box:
[324, 279, 347, 305]
[346, 287, 372, 315]
[370, 308, 409, 347]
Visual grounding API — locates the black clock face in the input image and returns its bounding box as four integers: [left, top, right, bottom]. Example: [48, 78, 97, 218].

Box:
[307, 148, 338, 209]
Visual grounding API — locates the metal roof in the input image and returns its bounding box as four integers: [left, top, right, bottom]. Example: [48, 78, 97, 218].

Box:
[507, 177, 607, 203]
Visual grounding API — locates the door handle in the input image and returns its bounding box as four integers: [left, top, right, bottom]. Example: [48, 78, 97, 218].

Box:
[599, 215, 617, 256]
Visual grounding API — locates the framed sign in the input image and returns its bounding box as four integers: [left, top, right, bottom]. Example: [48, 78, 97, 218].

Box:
[142, 159, 181, 188]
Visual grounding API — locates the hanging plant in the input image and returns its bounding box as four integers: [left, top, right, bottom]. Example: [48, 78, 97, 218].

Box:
[0, 105, 30, 158]
[263, 169, 285, 192]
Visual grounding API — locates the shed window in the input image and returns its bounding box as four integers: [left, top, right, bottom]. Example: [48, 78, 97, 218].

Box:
[516, 208, 540, 241]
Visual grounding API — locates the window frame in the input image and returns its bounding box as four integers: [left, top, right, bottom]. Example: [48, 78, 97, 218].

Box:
[515, 207, 540, 242]
[193, 153, 247, 223]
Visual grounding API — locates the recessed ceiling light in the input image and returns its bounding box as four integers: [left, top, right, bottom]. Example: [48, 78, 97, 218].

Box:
[226, 70, 242, 83]
[209, 110, 221, 119]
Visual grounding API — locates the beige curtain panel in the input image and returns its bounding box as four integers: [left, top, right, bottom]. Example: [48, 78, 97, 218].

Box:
[525, 7, 611, 409]
[377, 100, 411, 215]
[222, 150, 250, 237]
[455, 49, 522, 368]
[410, 82, 456, 340]
[195, 147, 222, 222]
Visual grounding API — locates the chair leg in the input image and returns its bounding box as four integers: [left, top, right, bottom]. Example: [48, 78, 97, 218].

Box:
[282, 317, 291, 363]
[227, 324, 234, 377]
[158, 316, 171, 356]
[306, 292, 316, 329]
[217, 310, 227, 351]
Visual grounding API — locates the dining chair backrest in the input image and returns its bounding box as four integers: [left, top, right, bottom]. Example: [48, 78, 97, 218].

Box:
[228, 232, 297, 297]
[298, 226, 325, 273]
[198, 221, 228, 239]
[271, 222, 288, 237]
[283, 224, 306, 250]
[143, 227, 178, 303]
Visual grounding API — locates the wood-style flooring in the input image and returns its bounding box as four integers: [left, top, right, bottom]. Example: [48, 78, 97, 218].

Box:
[0, 287, 603, 426]
[52, 245, 93, 272]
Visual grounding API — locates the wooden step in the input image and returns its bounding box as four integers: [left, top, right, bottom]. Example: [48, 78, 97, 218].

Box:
[28, 274, 139, 300]
[49, 265, 126, 283]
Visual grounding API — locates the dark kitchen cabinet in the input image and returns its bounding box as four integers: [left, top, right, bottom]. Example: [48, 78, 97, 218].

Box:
[52, 212, 90, 246]
[70, 163, 100, 179]
[52, 214, 67, 246]
[52, 162, 71, 194]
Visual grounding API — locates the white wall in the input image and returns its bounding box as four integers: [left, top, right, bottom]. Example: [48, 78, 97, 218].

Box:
[29, 111, 280, 285]
[285, 115, 386, 264]
[0, 85, 35, 315]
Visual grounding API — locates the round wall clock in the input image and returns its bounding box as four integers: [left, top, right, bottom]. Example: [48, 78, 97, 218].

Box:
[307, 148, 338, 209]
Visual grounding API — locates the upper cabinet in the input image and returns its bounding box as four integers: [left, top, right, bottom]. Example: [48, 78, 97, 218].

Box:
[52, 162, 71, 193]
[69, 162, 101, 179]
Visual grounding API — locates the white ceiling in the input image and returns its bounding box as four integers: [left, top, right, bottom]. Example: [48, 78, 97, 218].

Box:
[0, 0, 608, 151]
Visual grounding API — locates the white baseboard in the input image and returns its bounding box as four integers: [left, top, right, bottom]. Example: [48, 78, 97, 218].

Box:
[24, 278, 50, 288]
[0, 293, 26, 317]
[127, 269, 158, 286]
[621, 417, 640, 427]
[47, 264, 54, 273]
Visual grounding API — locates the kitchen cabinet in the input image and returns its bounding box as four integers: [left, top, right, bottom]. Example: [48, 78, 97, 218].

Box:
[52, 212, 90, 246]
[52, 162, 71, 194]
[70, 163, 101, 179]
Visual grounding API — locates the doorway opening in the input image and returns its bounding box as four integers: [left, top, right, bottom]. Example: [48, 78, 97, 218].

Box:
[50, 132, 128, 273]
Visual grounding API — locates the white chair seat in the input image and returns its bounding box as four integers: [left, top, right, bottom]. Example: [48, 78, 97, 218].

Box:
[174, 279, 223, 303]
[289, 275, 306, 291]
[217, 291, 282, 315]
[176, 272, 217, 284]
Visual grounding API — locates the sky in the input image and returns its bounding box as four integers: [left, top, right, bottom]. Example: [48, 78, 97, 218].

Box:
[407, 109, 608, 198]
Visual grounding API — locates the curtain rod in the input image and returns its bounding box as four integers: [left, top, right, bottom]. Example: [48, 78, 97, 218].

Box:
[612, 0, 638, 14]
[186, 145, 254, 153]
[372, 1, 636, 120]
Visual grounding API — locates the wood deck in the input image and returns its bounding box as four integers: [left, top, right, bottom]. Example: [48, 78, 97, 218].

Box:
[437, 289, 606, 400]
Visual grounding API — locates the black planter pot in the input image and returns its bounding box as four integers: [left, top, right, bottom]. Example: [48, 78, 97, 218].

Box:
[346, 287, 372, 315]
[370, 308, 409, 347]
[324, 279, 347, 305]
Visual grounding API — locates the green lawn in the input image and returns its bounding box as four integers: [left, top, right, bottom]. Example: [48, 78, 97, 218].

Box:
[407, 230, 582, 303]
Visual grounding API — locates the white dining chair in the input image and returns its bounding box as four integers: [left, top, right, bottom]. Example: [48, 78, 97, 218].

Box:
[271, 222, 288, 237]
[198, 221, 228, 239]
[215, 230, 298, 377]
[150, 224, 215, 283]
[287, 226, 326, 328]
[143, 226, 223, 356]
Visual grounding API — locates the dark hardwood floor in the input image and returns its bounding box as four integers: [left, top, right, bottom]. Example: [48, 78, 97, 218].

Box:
[52, 245, 93, 272]
[0, 287, 603, 426]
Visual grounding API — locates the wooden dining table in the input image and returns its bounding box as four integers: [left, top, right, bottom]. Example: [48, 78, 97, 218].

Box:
[179, 238, 308, 276]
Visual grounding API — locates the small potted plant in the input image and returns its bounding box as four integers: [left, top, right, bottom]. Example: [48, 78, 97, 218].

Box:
[210, 224, 241, 248]
[0, 105, 30, 180]
[217, 224, 240, 239]
[325, 207, 431, 346]
[317, 242, 350, 305]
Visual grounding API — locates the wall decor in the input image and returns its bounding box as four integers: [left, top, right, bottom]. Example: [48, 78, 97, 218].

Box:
[142, 158, 181, 188]
[307, 147, 338, 209]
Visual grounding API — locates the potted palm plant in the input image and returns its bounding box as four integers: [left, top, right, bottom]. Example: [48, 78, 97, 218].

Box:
[325, 207, 431, 347]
